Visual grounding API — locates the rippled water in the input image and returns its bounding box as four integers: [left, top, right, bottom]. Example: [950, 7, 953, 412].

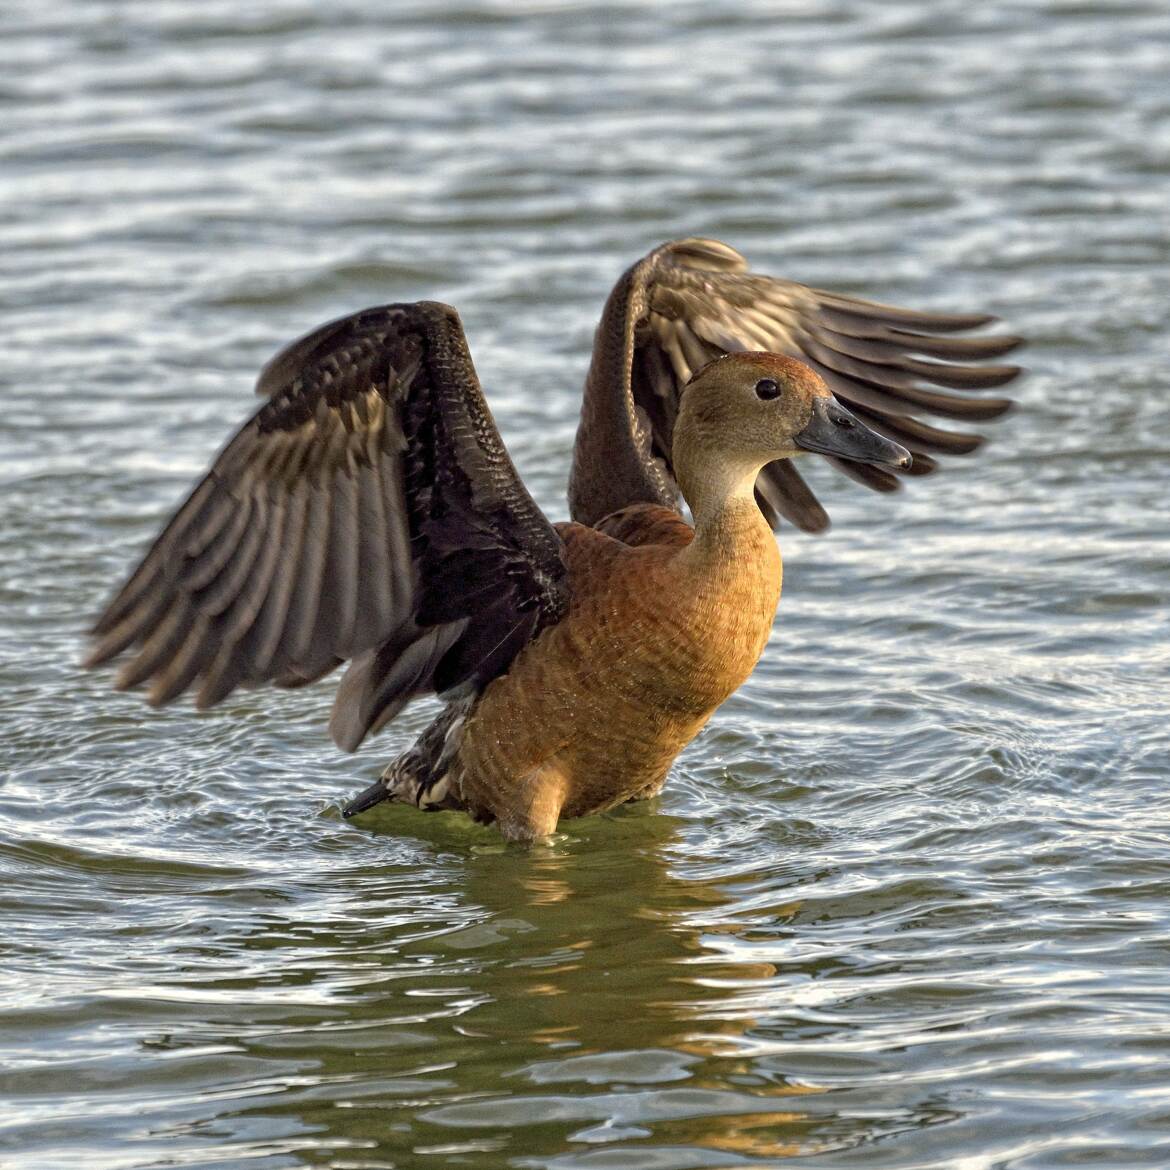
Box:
[4, 1, 1170, 1167]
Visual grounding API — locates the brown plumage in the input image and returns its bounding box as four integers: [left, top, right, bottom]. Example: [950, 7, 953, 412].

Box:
[85, 240, 1021, 841]
[454, 501, 781, 837]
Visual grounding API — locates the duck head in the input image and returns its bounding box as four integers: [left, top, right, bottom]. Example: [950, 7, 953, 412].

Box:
[674, 352, 912, 475]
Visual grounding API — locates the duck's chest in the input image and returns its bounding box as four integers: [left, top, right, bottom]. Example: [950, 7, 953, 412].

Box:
[613, 537, 782, 715]
[543, 517, 782, 729]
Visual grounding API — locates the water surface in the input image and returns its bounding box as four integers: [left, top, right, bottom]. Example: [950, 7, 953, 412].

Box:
[3, 2, 1170, 1167]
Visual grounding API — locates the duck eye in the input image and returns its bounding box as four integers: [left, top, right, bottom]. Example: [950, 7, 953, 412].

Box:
[754, 378, 781, 400]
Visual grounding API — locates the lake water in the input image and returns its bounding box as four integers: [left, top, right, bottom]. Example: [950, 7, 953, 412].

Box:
[3, 1, 1170, 1167]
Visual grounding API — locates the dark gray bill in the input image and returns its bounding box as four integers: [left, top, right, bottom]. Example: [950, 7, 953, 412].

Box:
[795, 396, 913, 469]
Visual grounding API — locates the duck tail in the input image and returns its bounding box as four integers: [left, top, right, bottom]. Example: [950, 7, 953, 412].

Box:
[342, 696, 472, 819]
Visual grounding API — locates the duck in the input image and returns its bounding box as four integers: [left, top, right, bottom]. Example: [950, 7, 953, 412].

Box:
[85, 238, 1021, 840]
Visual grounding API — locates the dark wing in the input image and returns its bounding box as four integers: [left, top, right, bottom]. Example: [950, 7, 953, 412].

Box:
[568, 237, 1023, 532]
[87, 301, 568, 750]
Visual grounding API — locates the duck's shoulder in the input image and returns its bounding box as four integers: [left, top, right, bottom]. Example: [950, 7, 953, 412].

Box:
[554, 506, 693, 604]
[579, 504, 694, 549]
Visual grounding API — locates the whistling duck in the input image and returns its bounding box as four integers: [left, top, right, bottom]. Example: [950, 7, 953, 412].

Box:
[86, 238, 1020, 840]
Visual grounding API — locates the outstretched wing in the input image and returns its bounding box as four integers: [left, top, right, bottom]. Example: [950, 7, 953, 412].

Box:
[87, 301, 568, 750]
[569, 237, 1023, 532]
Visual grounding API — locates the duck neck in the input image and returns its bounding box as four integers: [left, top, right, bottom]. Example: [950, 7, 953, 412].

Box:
[678, 459, 781, 594]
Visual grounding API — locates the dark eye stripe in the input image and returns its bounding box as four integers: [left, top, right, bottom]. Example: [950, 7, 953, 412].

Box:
[755, 378, 781, 400]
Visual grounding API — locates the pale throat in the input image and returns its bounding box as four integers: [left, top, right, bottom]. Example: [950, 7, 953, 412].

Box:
[677, 454, 778, 565]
